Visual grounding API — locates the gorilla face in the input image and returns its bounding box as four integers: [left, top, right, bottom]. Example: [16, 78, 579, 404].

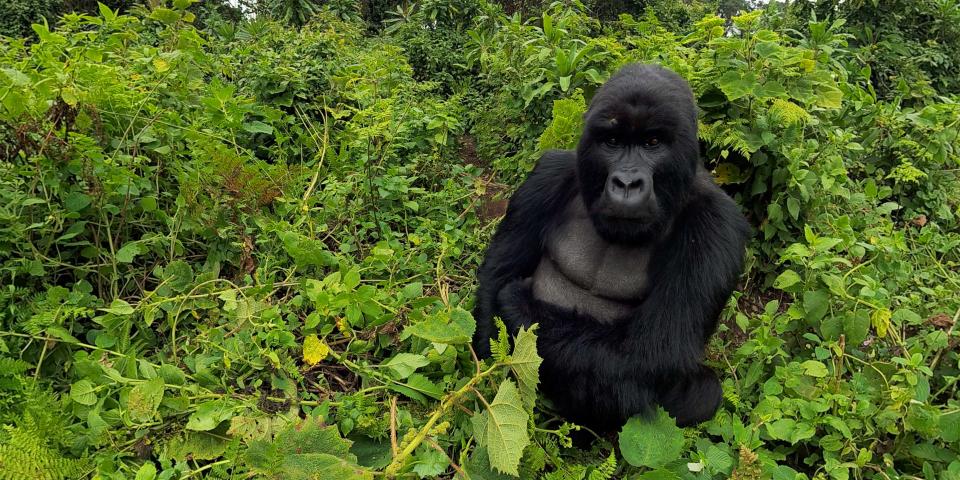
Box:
[576, 64, 700, 244]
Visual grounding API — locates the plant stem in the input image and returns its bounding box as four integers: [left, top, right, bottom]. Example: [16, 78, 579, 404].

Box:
[382, 364, 500, 477]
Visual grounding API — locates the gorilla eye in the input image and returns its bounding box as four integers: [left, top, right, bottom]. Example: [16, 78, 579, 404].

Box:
[644, 137, 660, 147]
[604, 137, 621, 147]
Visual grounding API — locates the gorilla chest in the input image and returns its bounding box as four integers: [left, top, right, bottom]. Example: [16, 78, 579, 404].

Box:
[531, 199, 651, 323]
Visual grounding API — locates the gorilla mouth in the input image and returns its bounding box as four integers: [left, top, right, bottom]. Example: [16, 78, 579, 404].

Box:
[589, 209, 666, 244]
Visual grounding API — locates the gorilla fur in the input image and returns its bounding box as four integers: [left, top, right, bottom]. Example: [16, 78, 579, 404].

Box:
[472, 64, 750, 431]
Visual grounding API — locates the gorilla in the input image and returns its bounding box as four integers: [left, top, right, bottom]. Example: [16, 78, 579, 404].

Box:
[472, 64, 750, 431]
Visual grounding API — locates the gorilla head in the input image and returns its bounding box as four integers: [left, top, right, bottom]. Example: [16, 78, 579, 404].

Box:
[575, 64, 700, 244]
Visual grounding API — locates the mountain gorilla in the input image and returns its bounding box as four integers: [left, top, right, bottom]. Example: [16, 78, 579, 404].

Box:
[472, 64, 750, 431]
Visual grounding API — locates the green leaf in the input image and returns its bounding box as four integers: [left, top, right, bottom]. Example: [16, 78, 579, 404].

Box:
[103, 299, 135, 316]
[412, 445, 448, 478]
[618, 408, 684, 468]
[484, 380, 529, 476]
[718, 71, 757, 100]
[243, 121, 274, 135]
[128, 377, 165, 423]
[940, 410, 960, 442]
[766, 418, 796, 441]
[635, 469, 681, 480]
[245, 418, 371, 480]
[186, 400, 235, 431]
[815, 85, 843, 109]
[70, 379, 98, 406]
[802, 290, 830, 323]
[786, 197, 800, 219]
[508, 325, 542, 409]
[773, 270, 801, 290]
[115, 241, 144, 263]
[134, 462, 157, 480]
[63, 192, 92, 212]
[801, 360, 829, 378]
[382, 353, 429, 379]
[404, 308, 476, 345]
[401, 282, 423, 299]
[1, 67, 31, 87]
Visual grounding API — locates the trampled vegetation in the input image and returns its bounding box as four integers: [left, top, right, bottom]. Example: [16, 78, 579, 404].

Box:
[1, 1, 959, 479]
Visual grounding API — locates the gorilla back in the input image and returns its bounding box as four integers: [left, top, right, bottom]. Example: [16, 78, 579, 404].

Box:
[472, 64, 750, 431]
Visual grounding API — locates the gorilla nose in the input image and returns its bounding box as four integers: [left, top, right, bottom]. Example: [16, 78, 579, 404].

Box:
[606, 170, 652, 209]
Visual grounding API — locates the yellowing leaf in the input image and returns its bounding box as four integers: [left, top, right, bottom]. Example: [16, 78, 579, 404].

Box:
[871, 308, 892, 338]
[303, 335, 329, 365]
[153, 57, 170, 73]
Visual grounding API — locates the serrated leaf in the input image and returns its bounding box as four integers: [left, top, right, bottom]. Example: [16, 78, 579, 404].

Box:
[303, 335, 329, 365]
[70, 379, 98, 406]
[404, 308, 476, 345]
[245, 418, 371, 480]
[383, 353, 429, 379]
[484, 380, 529, 475]
[619, 408, 684, 468]
[128, 377, 165, 422]
[508, 325, 541, 409]
[718, 70, 756, 100]
[940, 410, 960, 442]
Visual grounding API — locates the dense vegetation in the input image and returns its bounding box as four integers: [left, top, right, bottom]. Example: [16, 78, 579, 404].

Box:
[1, 1, 959, 479]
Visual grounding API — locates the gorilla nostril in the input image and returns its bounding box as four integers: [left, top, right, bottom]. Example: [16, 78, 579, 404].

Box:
[611, 176, 627, 189]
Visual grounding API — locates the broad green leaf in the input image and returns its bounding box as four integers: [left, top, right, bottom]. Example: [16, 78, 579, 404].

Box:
[382, 353, 429, 379]
[70, 379, 97, 406]
[103, 299, 135, 316]
[940, 410, 960, 442]
[187, 400, 235, 431]
[815, 85, 843, 109]
[619, 408, 684, 468]
[766, 418, 796, 442]
[508, 325, 542, 409]
[484, 380, 529, 475]
[134, 462, 157, 480]
[412, 445, 448, 478]
[773, 270, 801, 290]
[63, 192, 92, 212]
[801, 360, 829, 378]
[1, 67, 31, 86]
[115, 242, 144, 263]
[635, 469, 681, 480]
[128, 377, 165, 422]
[802, 290, 830, 323]
[243, 121, 274, 135]
[303, 335, 329, 365]
[245, 419, 371, 480]
[404, 308, 476, 345]
[718, 71, 757, 100]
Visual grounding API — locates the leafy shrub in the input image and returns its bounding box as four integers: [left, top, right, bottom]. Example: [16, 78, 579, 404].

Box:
[0, 2, 958, 479]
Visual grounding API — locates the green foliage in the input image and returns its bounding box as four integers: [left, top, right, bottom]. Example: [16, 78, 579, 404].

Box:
[0, 1, 959, 479]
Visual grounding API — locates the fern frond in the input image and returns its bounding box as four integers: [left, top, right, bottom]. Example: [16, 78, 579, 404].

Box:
[0, 427, 90, 480]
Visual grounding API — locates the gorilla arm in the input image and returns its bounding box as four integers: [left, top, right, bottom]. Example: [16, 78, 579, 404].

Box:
[472, 151, 578, 357]
[501, 187, 749, 378]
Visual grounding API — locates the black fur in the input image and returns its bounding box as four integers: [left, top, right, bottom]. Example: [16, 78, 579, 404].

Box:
[472, 64, 750, 431]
